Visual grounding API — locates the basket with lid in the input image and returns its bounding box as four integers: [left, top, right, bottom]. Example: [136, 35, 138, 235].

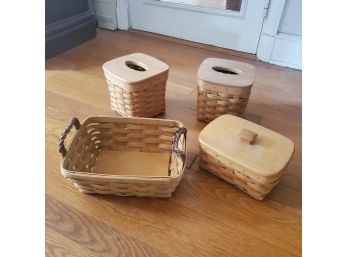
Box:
[59, 116, 187, 198]
[198, 115, 294, 200]
[197, 58, 255, 122]
[103, 53, 169, 117]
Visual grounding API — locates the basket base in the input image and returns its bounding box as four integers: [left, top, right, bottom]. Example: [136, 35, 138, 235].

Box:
[111, 107, 165, 118]
[93, 150, 171, 177]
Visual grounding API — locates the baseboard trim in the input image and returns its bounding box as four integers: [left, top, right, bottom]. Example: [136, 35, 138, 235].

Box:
[46, 11, 96, 59]
[129, 29, 257, 61]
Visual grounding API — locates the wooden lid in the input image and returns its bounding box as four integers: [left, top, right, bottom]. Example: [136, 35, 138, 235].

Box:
[199, 115, 294, 177]
[102, 53, 169, 84]
[197, 58, 255, 87]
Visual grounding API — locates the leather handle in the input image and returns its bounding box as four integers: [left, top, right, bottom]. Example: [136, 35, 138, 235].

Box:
[172, 127, 187, 163]
[239, 129, 257, 145]
[59, 117, 81, 157]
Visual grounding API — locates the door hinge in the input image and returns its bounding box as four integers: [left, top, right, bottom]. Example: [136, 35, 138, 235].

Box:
[263, 0, 270, 18]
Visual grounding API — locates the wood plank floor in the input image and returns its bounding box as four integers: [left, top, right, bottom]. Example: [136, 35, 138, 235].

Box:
[46, 29, 302, 257]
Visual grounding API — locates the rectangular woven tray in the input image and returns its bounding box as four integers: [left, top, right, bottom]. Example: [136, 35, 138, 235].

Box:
[59, 116, 187, 198]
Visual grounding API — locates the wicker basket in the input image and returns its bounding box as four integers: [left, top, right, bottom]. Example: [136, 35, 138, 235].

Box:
[197, 58, 255, 122]
[199, 115, 294, 200]
[59, 116, 187, 198]
[103, 53, 169, 117]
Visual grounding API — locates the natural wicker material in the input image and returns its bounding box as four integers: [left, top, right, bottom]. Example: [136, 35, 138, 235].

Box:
[103, 53, 169, 118]
[199, 148, 280, 200]
[107, 80, 166, 117]
[198, 115, 294, 200]
[197, 81, 251, 122]
[59, 116, 187, 198]
[197, 58, 255, 122]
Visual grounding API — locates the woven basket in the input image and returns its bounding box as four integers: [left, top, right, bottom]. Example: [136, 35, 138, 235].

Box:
[199, 148, 280, 200]
[198, 115, 294, 200]
[103, 53, 169, 117]
[197, 58, 255, 122]
[59, 116, 187, 198]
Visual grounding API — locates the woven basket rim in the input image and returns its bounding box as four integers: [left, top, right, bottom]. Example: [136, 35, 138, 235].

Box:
[60, 165, 183, 181]
[104, 69, 169, 86]
[197, 78, 254, 90]
[60, 116, 187, 181]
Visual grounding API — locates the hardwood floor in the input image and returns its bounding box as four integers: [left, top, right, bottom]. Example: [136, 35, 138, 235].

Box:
[46, 29, 302, 257]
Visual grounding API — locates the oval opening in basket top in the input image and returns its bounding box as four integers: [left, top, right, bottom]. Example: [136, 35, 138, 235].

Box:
[212, 66, 241, 75]
[125, 60, 147, 72]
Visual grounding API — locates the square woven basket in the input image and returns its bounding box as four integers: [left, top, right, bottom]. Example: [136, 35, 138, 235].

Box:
[197, 58, 255, 122]
[59, 116, 187, 198]
[103, 53, 169, 118]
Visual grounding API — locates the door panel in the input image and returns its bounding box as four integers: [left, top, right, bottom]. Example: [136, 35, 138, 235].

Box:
[128, 0, 266, 53]
[160, 0, 242, 11]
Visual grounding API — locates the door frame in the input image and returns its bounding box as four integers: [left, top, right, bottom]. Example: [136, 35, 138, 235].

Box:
[92, 0, 118, 30]
[256, 0, 302, 69]
[116, 0, 130, 30]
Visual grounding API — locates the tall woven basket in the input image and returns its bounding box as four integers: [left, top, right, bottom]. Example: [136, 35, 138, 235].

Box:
[103, 53, 169, 117]
[197, 58, 255, 122]
[59, 116, 187, 198]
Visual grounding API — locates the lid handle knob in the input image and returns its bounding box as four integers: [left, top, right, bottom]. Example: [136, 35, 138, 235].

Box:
[239, 129, 258, 145]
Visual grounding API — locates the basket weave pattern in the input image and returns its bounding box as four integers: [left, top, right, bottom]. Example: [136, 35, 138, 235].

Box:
[199, 148, 280, 200]
[60, 117, 186, 198]
[105, 74, 166, 117]
[197, 86, 251, 122]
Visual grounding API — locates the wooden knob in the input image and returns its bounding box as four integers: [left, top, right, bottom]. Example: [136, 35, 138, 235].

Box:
[239, 129, 257, 145]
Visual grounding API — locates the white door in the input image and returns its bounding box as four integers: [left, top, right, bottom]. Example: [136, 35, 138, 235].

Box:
[127, 0, 268, 54]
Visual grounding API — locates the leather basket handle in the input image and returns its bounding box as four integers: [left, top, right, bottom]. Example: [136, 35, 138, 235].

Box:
[172, 127, 187, 163]
[59, 117, 81, 157]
